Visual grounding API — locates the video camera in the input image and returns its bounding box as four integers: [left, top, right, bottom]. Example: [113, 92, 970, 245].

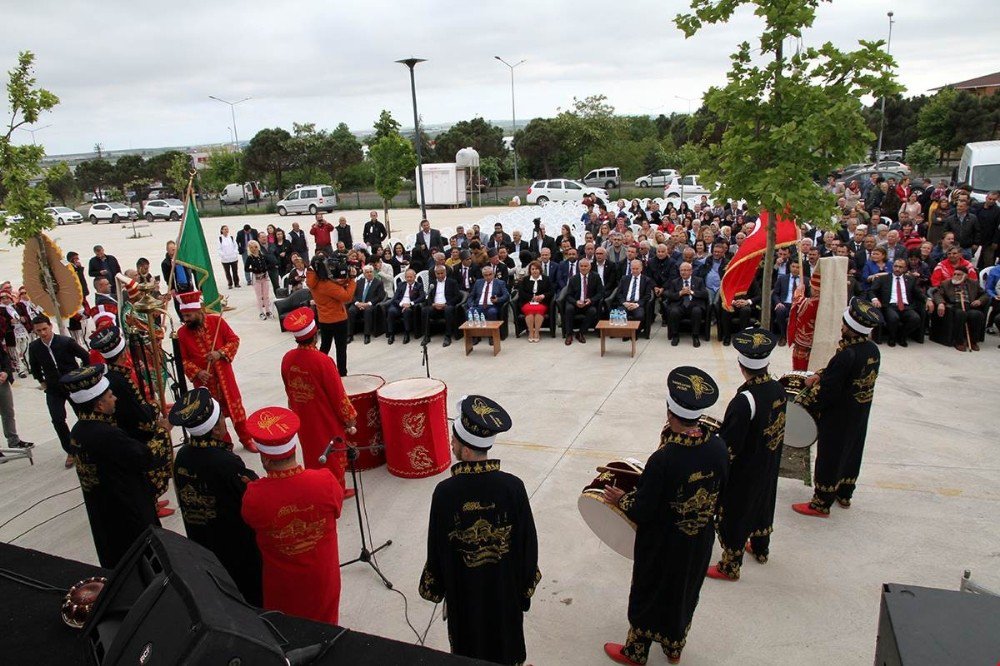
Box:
[310, 252, 356, 280]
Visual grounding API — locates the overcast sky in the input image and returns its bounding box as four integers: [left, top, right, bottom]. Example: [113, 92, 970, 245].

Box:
[2, 0, 996, 156]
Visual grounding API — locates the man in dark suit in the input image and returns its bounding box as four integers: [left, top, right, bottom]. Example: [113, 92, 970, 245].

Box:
[563, 258, 603, 345]
[334, 216, 354, 250]
[555, 248, 579, 294]
[363, 210, 387, 250]
[854, 235, 877, 274]
[289, 222, 309, 264]
[346, 264, 387, 344]
[615, 260, 653, 327]
[772, 262, 805, 343]
[412, 219, 443, 273]
[537, 247, 558, 283]
[665, 262, 708, 347]
[509, 230, 530, 259]
[591, 247, 619, 291]
[484, 250, 510, 285]
[530, 222, 557, 259]
[454, 250, 476, 291]
[27, 315, 89, 466]
[721, 273, 762, 345]
[487, 230, 512, 254]
[870, 258, 923, 347]
[422, 265, 463, 348]
[88, 245, 123, 295]
[387, 269, 425, 345]
[469, 266, 510, 322]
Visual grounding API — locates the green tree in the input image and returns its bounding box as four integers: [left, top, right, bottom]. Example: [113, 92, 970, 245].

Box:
[145, 150, 190, 186]
[200, 148, 241, 193]
[74, 158, 114, 195]
[433, 117, 507, 162]
[328, 122, 363, 181]
[642, 143, 672, 175]
[369, 133, 417, 236]
[371, 110, 402, 142]
[244, 127, 294, 195]
[905, 139, 937, 177]
[166, 153, 193, 197]
[112, 154, 145, 193]
[514, 117, 565, 178]
[676, 0, 899, 328]
[42, 161, 77, 205]
[287, 122, 325, 182]
[479, 156, 502, 188]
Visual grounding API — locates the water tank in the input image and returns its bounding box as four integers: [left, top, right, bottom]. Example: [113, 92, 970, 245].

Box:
[455, 147, 480, 168]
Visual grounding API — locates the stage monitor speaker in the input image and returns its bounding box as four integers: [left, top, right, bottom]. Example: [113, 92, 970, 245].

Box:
[875, 582, 1000, 665]
[83, 527, 285, 665]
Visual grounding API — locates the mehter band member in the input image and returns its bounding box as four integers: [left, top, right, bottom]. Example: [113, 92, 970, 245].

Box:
[89, 325, 175, 518]
[175, 290, 255, 452]
[62, 365, 159, 568]
[708, 328, 786, 581]
[419, 395, 540, 666]
[280, 307, 357, 496]
[793, 297, 882, 517]
[602, 366, 728, 665]
[242, 407, 344, 624]
[170, 388, 263, 606]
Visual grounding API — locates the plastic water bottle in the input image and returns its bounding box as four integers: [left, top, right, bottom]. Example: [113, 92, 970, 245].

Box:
[467, 308, 474, 323]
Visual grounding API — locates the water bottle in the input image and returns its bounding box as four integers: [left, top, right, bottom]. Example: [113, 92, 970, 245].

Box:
[467, 308, 474, 323]
[476, 310, 483, 325]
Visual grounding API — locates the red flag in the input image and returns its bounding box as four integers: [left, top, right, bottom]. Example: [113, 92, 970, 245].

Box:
[719, 210, 799, 311]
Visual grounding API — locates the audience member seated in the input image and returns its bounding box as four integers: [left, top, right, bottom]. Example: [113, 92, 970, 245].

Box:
[592, 246, 618, 290]
[563, 258, 603, 345]
[931, 265, 988, 351]
[615, 259, 653, 334]
[346, 264, 386, 344]
[870, 259, 923, 347]
[555, 248, 579, 293]
[665, 261, 708, 347]
[421, 265, 462, 348]
[930, 245, 978, 287]
[720, 277, 762, 345]
[386, 269, 424, 345]
[518, 260, 553, 343]
[469, 265, 510, 322]
[772, 261, 804, 343]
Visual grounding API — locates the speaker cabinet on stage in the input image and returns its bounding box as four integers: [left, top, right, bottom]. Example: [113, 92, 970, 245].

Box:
[875, 582, 1000, 665]
[83, 527, 285, 665]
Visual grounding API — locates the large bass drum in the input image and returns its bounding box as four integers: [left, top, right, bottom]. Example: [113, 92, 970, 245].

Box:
[376, 378, 450, 478]
[341, 374, 386, 470]
[779, 371, 820, 448]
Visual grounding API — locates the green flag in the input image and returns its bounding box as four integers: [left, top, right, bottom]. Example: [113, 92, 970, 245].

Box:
[175, 196, 222, 313]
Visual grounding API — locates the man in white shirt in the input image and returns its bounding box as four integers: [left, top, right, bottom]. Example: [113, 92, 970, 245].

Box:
[387, 269, 425, 345]
[870, 258, 923, 347]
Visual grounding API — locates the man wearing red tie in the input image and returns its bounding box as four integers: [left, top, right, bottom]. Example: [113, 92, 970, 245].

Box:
[280, 307, 358, 496]
[242, 406, 345, 625]
[869, 258, 923, 347]
[563, 258, 604, 345]
[470, 265, 510, 322]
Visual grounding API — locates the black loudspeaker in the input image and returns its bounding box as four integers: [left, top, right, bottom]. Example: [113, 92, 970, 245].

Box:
[875, 582, 1000, 665]
[83, 527, 285, 665]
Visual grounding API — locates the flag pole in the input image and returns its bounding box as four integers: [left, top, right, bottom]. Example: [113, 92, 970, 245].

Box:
[169, 171, 198, 293]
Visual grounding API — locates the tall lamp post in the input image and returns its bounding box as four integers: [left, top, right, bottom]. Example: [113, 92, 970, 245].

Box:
[18, 123, 52, 145]
[209, 95, 251, 212]
[494, 56, 526, 188]
[396, 58, 428, 220]
[875, 11, 895, 165]
[674, 95, 695, 114]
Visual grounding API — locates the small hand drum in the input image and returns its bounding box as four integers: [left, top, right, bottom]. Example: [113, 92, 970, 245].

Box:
[578, 458, 646, 559]
[779, 371, 820, 448]
[61, 576, 107, 629]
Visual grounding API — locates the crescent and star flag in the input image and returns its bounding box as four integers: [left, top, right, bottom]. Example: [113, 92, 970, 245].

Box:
[174, 194, 223, 313]
[719, 209, 799, 311]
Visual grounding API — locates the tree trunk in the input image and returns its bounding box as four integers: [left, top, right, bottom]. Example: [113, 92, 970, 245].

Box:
[383, 198, 391, 237]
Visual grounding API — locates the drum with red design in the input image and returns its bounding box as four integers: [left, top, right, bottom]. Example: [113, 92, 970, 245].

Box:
[342, 374, 386, 470]
[376, 378, 450, 478]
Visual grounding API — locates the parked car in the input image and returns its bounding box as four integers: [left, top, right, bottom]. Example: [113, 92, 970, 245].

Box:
[526, 179, 609, 205]
[876, 149, 904, 161]
[837, 163, 869, 178]
[839, 169, 907, 190]
[663, 175, 711, 199]
[46, 206, 83, 225]
[276, 185, 338, 216]
[1, 210, 24, 224]
[871, 160, 910, 174]
[143, 198, 185, 221]
[634, 169, 680, 188]
[581, 167, 620, 189]
[88, 201, 139, 224]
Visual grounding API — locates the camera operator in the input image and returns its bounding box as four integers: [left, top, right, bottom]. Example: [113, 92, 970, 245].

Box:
[306, 252, 356, 376]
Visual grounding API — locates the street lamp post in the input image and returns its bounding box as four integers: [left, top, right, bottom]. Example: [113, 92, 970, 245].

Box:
[674, 96, 695, 114]
[209, 95, 251, 212]
[18, 123, 52, 145]
[396, 58, 428, 220]
[875, 11, 895, 165]
[494, 56, 526, 189]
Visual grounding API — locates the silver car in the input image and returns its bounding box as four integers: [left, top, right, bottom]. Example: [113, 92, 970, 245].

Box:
[276, 185, 338, 216]
[46, 206, 83, 225]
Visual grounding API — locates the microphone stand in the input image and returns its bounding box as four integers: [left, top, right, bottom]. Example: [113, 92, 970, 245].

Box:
[420, 338, 431, 379]
[335, 442, 393, 588]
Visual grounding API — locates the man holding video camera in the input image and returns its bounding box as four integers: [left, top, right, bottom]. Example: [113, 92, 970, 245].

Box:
[306, 251, 357, 376]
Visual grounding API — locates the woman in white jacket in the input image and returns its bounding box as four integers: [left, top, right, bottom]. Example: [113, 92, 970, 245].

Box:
[218, 225, 241, 289]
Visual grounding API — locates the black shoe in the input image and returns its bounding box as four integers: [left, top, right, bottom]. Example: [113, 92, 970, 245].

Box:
[899, 338, 908, 347]
[403, 333, 410, 344]
[723, 336, 731, 346]
[473, 337, 481, 345]
[565, 336, 573, 345]
[576, 332, 586, 344]
[660, 320, 667, 327]
[421, 336, 430, 346]
[0, 452, 6, 464]
[364, 335, 371, 344]
[10, 440, 34, 449]
[387, 335, 395, 345]
[693, 337, 701, 348]
[347, 336, 354, 344]
[887, 339, 895, 347]
[671, 336, 680, 346]
[442, 336, 452, 348]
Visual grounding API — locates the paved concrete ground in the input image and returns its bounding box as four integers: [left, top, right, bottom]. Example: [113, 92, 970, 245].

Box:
[1, 207, 997, 665]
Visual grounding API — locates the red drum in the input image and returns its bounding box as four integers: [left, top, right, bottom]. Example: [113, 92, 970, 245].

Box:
[376, 378, 450, 479]
[342, 374, 386, 470]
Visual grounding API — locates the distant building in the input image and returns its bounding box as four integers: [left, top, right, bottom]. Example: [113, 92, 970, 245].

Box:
[932, 71, 1000, 97]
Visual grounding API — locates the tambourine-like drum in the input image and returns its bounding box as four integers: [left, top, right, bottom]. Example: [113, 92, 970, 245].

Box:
[779, 371, 820, 448]
[377, 378, 450, 478]
[578, 458, 646, 559]
[342, 374, 386, 470]
[61, 576, 107, 629]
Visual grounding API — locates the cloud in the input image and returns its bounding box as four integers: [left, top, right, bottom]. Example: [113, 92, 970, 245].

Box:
[1, 0, 994, 155]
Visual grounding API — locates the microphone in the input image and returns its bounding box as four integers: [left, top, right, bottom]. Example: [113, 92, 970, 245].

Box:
[318, 437, 343, 464]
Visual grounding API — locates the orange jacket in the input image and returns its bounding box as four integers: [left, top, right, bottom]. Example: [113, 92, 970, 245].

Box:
[306, 271, 355, 323]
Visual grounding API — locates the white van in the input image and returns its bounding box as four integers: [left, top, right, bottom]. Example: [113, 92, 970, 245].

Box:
[220, 182, 261, 205]
[581, 167, 620, 189]
[956, 141, 1000, 203]
[276, 185, 338, 216]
